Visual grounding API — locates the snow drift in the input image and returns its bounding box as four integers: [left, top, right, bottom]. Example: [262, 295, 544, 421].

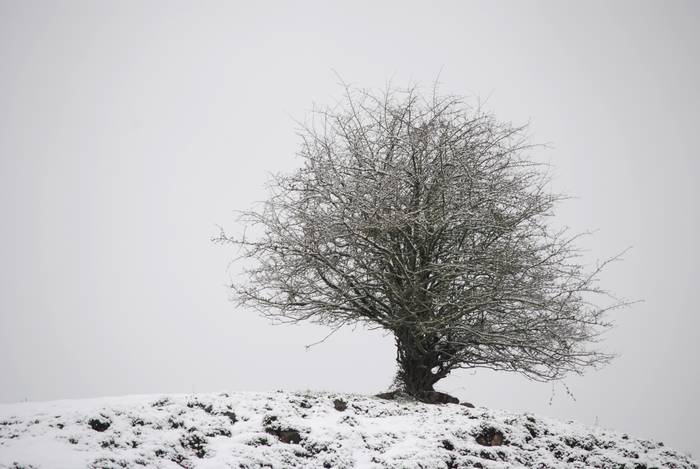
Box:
[0, 391, 696, 468]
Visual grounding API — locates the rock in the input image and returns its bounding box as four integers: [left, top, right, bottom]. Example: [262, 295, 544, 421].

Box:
[186, 401, 214, 414]
[375, 390, 459, 404]
[460, 402, 475, 408]
[262, 414, 302, 444]
[180, 430, 208, 458]
[375, 391, 399, 400]
[276, 429, 302, 444]
[87, 417, 110, 432]
[420, 391, 460, 405]
[219, 410, 237, 424]
[333, 399, 347, 411]
[475, 427, 505, 446]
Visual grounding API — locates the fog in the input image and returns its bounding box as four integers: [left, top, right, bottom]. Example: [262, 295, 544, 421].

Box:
[1, 0, 698, 458]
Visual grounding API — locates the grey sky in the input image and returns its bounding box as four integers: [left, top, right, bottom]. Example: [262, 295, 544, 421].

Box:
[1, 0, 699, 458]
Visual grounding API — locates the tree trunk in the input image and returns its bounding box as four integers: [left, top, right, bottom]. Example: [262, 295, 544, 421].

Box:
[394, 329, 442, 398]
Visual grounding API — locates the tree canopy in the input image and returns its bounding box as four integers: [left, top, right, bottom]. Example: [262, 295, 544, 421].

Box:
[217, 83, 626, 399]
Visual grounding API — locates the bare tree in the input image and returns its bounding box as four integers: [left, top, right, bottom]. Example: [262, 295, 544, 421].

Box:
[216, 83, 627, 401]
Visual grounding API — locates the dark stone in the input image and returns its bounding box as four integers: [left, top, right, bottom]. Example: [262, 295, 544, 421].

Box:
[171, 453, 189, 466]
[475, 427, 505, 446]
[460, 402, 475, 408]
[276, 430, 302, 444]
[419, 391, 459, 405]
[376, 390, 460, 404]
[89, 457, 130, 468]
[180, 431, 208, 458]
[262, 414, 279, 427]
[333, 399, 347, 411]
[219, 410, 237, 424]
[524, 422, 539, 439]
[151, 398, 170, 408]
[187, 401, 214, 414]
[442, 439, 455, 451]
[205, 427, 232, 438]
[375, 391, 399, 400]
[262, 414, 302, 444]
[88, 417, 110, 432]
[100, 438, 117, 449]
[168, 417, 184, 429]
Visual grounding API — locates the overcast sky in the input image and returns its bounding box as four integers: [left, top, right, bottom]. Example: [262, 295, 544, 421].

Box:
[1, 0, 699, 459]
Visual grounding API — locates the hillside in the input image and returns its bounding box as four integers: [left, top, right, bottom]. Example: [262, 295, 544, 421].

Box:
[0, 391, 696, 468]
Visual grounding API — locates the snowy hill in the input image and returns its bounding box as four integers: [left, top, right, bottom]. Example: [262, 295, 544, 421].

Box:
[0, 391, 696, 469]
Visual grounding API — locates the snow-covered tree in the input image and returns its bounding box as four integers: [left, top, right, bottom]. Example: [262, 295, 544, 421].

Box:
[217, 83, 626, 400]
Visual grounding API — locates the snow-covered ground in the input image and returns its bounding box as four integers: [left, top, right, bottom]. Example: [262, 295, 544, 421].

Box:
[0, 391, 696, 468]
